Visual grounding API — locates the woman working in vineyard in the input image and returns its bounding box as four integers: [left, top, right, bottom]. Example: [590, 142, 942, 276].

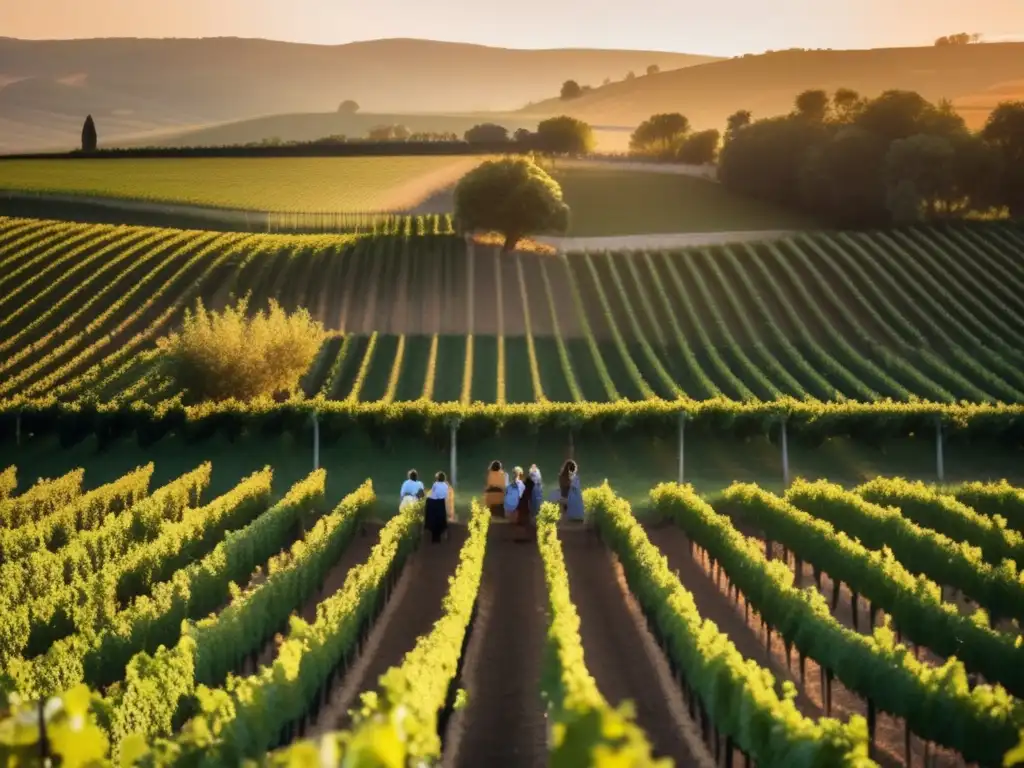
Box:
[424, 471, 450, 543]
[484, 460, 507, 519]
[514, 464, 542, 542]
[399, 469, 425, 512]
[559, 460, 584, 522]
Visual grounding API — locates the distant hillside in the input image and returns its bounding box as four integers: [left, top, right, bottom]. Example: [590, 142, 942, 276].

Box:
[521, 43, 1024, 131]
[0, 37, 715, 152]
[120, 111, 543, 149]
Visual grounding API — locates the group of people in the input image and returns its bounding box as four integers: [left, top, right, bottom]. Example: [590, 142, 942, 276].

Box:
[483, 459, 584, 541]
[399, 459, 584, 544]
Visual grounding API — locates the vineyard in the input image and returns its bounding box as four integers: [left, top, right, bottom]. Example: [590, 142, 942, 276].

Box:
[3, 460, 1024, 766]
[3, 215, 1024, 414]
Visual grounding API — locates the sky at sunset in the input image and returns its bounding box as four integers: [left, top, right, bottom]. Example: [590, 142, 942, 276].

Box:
[4, 0, 1023, 55]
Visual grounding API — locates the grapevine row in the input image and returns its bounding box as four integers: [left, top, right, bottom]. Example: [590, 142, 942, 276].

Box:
[653, 482, 1022, 766]
[726, 481, 1024, 695]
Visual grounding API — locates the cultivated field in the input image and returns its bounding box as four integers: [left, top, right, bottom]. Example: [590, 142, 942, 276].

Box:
[0, 157, 485, 213]
[3, 216, 1024, 409]
[549, 166, 814, 236]
[2, 458, 1023, 766]
[4, 208, 1024, 765]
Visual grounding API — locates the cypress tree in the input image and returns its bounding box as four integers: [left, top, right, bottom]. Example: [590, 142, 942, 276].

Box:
[81, 115, 98, 153]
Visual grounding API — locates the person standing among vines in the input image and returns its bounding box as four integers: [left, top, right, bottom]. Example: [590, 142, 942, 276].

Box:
[484, 460, 507, 519]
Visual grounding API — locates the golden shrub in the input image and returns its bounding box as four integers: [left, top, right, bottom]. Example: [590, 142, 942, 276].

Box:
[157, 297, 325, 402]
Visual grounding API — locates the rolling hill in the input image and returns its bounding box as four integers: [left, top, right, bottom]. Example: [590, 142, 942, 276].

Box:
[0, 36, 715, 153]
[520, 42, 1024, 131]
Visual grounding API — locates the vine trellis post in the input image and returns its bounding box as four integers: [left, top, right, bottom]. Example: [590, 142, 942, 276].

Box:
[311, 410, 320, 471]
[449, 419, 460, 488]
[780, 417, 790, 488]
[678, 413, 686, 484]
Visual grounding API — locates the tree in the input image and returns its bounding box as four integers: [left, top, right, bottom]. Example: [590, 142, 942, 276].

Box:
[625, 71, 636, 80]
[794, 89, 830, 122]
[724, 110, 752, 143]
[602, 77, 612, 86]
[948, 132, 1004, 213]
[676, 129, 720, 164]
[832, 88, 866, 123]
[367, 124, 410, 141]
[157, 297, 326, 403]
[982, 101, 1024, 215]
[337, 100, 360, 114]
[560, 80, 583, 100]
[535, 116, 595, 156]
[513, 128, 534, 143]
[630, 113, 690, 158]
[799, 127, 890, 227]
[646, 64, 660, 76]
[934, 33, 975, 46]
[855, 89, 964, 143]
[464, 123, 509, 143]
[81, 115, 97, 153]
[719, 115, 829, 209]
[885, 133, 958, 220]
[454, 157, 569, 251]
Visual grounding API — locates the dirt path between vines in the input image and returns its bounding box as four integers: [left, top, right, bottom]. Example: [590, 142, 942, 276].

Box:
[310, 525, 467, 736]
[447, 523, 547, 768]
[534, 229, 793, 254]
[560, 526, 714, 766]
[645, 522, 964, 768]
[244, 521, 382, 673]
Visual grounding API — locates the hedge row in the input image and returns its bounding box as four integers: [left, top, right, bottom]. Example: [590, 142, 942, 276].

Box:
[6, 396, 1024, 447]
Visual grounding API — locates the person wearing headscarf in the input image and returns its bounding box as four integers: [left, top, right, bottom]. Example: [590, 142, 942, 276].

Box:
[559, 460, 584, 522]
[527, 464, 544, 519]
[515, 464, 542, 542]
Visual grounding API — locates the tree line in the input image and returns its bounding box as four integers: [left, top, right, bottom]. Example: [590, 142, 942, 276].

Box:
[717, 88, 1024, 227]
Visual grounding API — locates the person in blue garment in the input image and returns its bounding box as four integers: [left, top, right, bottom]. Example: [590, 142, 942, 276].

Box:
[528, 464, 544, 520]
[559, 460, 584, 522]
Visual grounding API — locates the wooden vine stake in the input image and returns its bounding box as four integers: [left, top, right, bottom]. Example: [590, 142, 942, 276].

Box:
[677, 413, 686, 484]
[311, 409, 320, 471]
[780, 417, 790, 488]
[450, 419, 459, 488]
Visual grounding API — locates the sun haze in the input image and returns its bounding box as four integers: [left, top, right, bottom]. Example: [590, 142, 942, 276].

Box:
[5, 0, 1023, 54]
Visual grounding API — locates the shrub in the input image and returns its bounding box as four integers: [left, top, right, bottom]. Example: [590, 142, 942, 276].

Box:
[157, 297, 326, 402]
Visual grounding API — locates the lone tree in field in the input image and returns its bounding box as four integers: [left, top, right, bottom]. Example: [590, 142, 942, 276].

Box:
[646, 64, 660, 76]
[536, 116, 595, 156]
[464, 123, 509, 143]
[81, 115, 98, 153]
[157, 297, 326, 403]
[337, 100, 360, 114]
[454, 157, 569, 251]
[560, 80, 583, 100]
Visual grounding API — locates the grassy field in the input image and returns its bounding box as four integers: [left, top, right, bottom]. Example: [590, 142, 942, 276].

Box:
[0, 156, 484, 213]
[550, 166, 815, 235]
[2, 217, 1024, 406]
